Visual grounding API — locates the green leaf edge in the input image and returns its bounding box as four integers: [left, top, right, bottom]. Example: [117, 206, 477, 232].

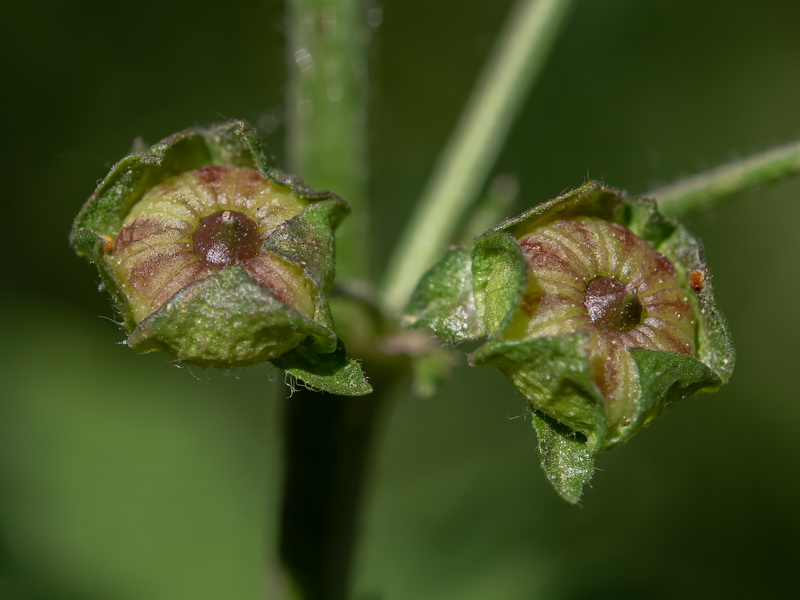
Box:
[531, 411, 595, 505]
[266, 201, 349, 333]
[471, 232, 529, 338]
[470, 333, 609, 446]
[275, 339, 373, 396]
[127, 265, 336, 368]
[403, 248, 483, 342]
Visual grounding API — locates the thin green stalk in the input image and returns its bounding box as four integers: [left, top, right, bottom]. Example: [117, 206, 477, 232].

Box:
[456, 174, 519, 246]
[381, 0, 575, 313]
[647, 139, 800, 217]
[286, 0, 370, 279]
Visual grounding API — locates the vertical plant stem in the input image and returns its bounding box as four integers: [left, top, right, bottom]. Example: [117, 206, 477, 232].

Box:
[381, 0, 576, 313]
[286, 0, 370, 280]
[281, 1, 376, 599]
[645, 139, 800, 217]
[279, 387, 385, 600]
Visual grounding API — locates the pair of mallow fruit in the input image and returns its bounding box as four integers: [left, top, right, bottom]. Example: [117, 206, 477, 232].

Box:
[71, 121, 734, 502]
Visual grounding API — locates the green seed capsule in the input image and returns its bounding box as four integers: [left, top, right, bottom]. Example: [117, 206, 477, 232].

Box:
[71, 120, 371, 395]
[405, 181, 734, 501]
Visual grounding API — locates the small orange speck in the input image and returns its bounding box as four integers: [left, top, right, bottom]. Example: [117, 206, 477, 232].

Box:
[689, 269, 704, 293]
[101, 234, 115, 253]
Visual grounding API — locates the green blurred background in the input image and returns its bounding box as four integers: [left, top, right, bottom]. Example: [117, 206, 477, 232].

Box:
[3, 0, 800, 598]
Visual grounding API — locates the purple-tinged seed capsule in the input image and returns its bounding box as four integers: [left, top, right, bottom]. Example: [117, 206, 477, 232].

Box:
[111, 165, 316, 326]
[405, 181, 734, 501]
[510, 216, 696, 429]
[71, 120, 371, 395]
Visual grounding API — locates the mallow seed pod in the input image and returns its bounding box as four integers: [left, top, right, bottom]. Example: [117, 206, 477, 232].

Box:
[71, 120, 370, 395]
[406, 182, 734, 502]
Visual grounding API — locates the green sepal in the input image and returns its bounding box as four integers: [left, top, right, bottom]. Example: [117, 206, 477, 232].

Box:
[623, 195, 678, 247]
[72, 120, 268, 256]
[403, 248, 483, 342]
[495, 181, 682, 252]
[657, 225, 735, 383]
[475, 340, 721, 500]
[497, 181, 628, 237]
[532, 411, 594, 505]
[265, 200, 349, 343]
[528, 349, 719, 501]
[606, 349, 721, 448]
[470, 334, 608, 447]
[275, 339, 373, 396]
[471, 232, 528, 338]
[126, 266, 335, 368]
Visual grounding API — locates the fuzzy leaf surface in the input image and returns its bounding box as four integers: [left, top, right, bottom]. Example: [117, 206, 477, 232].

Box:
[127, 266, 334, 368]
[276, 339, 373, 396]
[532, 412, 595, 504]
[404, 248, 482, 342]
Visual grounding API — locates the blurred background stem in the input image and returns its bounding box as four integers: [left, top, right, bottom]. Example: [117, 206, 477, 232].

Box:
[646, 139, 800, 217]
[381, 0, 576, 314]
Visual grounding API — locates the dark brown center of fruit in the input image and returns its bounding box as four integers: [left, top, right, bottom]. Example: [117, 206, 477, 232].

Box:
[584, 276, 643, 333]
[193, 210, 261, 265]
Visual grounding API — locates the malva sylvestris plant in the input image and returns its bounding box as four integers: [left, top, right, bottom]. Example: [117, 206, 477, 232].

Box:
[69, 0, 800, 597]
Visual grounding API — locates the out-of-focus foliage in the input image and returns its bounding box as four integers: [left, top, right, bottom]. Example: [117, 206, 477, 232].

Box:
[2, 0, 800, 597]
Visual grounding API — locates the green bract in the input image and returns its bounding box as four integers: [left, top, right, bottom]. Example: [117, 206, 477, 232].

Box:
[405, 182, 734, 502]
[71, 120, 371, 396]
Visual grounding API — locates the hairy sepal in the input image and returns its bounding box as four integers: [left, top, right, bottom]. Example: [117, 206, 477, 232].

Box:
[127, 266, 334, 368]
[274, 339, 373, 396]
[404, 248, 483, 343]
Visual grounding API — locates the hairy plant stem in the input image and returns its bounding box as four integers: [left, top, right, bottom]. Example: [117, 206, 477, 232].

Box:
[286, 0, 370, 280]
[281, 0, 377, 599]
[381, 0, 576, 314]
[647, 139, 800, 217]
